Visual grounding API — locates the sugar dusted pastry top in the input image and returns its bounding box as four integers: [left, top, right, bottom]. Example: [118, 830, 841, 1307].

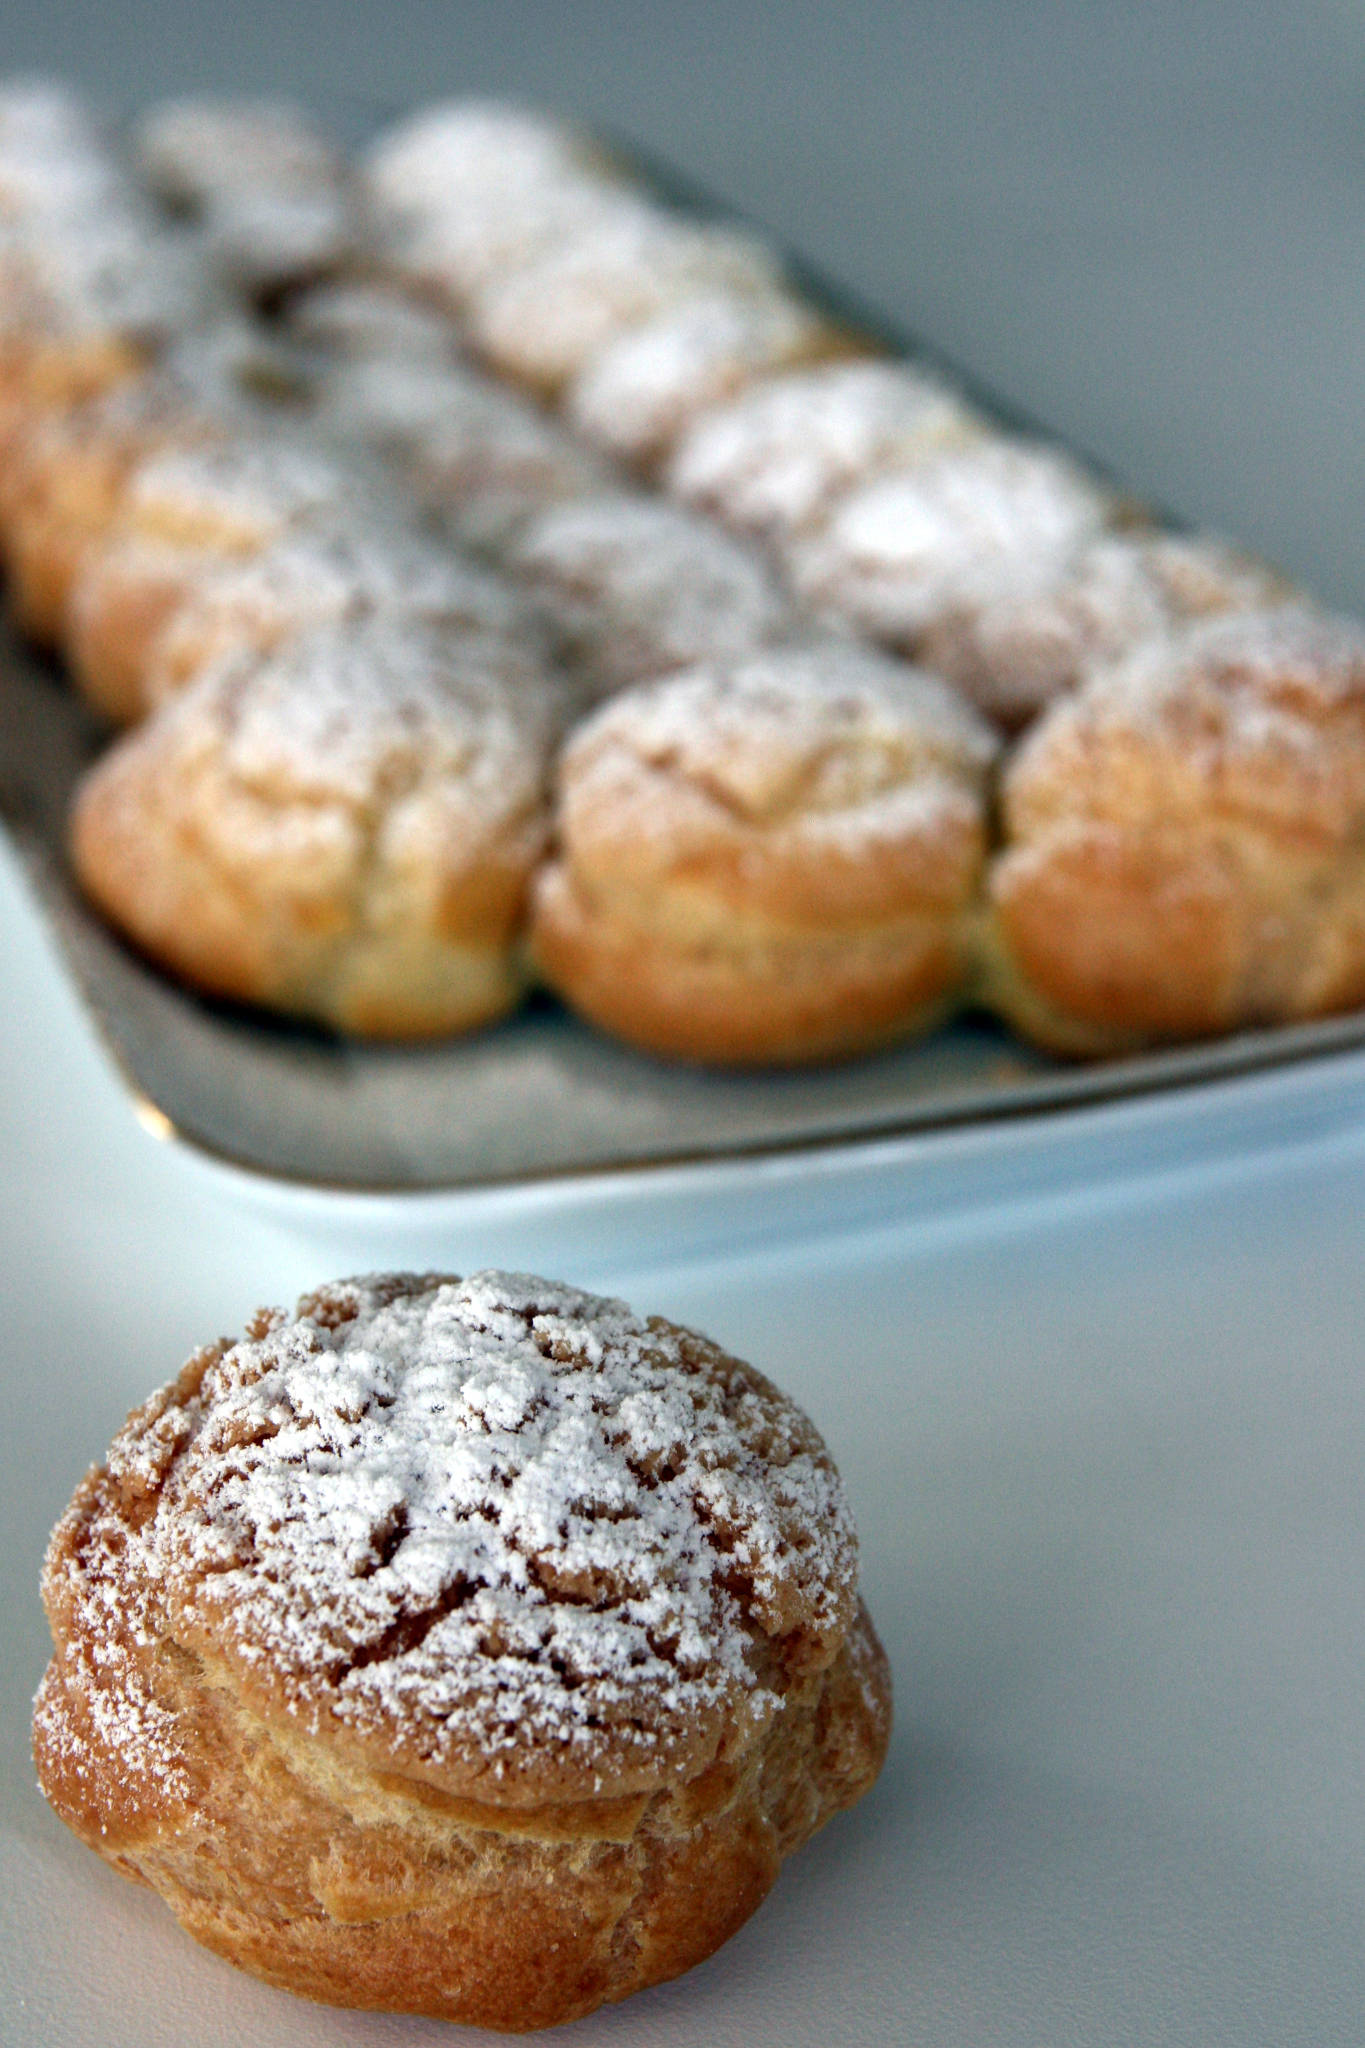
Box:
[557, 639, 997, 922]
[0, 125, 126, 233]
[153, 605, 558, 783]
[567, 289, 835, 466]
[144, 523, 548, 708]
[46, 1270, 859, 1804]
[465, 207, 788, 393]
[362, 102, 624, 312]
[116, 437, 355, 552]
[1004, 605, 1365, 846]
[363, 100, 603, 225]
[667, 358, 984, 540]
[316, 352, 611, 551]
[0, 213, 213, 348]
[0, 77, 103, 160]
[136, 97, 353, 292]
[0, 81, 126, 232]
[789, 437, 1113, 646]
[917, 530, 1292, 729]
[137, 96, 344, 210]
[510, 492, 792, 695]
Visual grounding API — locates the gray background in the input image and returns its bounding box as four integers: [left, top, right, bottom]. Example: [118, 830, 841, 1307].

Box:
[7, 0, 1365, 608]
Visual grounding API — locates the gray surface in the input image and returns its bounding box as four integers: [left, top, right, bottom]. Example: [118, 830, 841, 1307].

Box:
[6, 5, 1365, 2042]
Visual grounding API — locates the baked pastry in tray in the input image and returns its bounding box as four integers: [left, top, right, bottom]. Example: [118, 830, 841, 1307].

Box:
[915, 529, 1291, 731]
[979, 607, 1365, 1052]
[532, 639, 997, 1063]
[5, 82, 1361, 1083]
[64, 437, 368, 720]
[70, 616, 560, 1038]
[33, 1269, 891, 2031]
[507, 491, 794, 703]
[139, 525, 551, 715]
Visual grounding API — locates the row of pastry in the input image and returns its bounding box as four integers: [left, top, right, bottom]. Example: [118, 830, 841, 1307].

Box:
[362, 100, 1293, 731]
[354, 100, 1365, 1057]
[0, 87, 574, 1037]
[4, 84, 1365, 1062]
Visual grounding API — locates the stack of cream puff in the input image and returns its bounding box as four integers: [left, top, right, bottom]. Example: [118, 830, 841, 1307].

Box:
[6, 82, 1364, 1067]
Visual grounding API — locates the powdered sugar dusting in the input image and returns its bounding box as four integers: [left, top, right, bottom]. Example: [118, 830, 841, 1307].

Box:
[916, 531, 1289, 727]
[54, 1273, 856, 1796]
[577, 640, 993, 796]
[33, 1622, 195, 1823]
[666, 359, 985, 539]
[122, 438, 353, 550]
[509, 493, 793, 698]
[1047, 606, 1365, 783]
[465, 209, 785, 391]
[561, 641, 996, 868]
[137, 96, 343, 211]
[789, 438, 1112, 646]
[363, 102, 599, 227]
[1005, 605, 1365, 845]
[167, 616, 556, 811]
[0, 212, 211, 344]
[567, 290, 828, 464]
[151, 524, 534, 680]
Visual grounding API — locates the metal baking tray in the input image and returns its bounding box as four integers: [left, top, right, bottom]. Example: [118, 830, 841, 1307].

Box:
[8, 620, 1365, 1193]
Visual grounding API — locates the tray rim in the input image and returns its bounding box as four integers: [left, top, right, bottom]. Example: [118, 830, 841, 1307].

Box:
[31, 810, 1365, 1200]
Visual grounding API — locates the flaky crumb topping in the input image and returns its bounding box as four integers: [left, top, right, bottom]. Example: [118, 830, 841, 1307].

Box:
[42, 1273, 858, 1802]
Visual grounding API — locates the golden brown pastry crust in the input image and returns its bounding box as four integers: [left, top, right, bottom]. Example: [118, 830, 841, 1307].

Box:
[65, 538, 205, 723]
[532, 642, 997, 1065]
[34, 1272, 891, 2031]
[915, 531, 1292, 731]
[980, 607, 1365, 1051]
[0, 377, 221, 645]
[70, 618, 557, 1038]
[533, 859, 967, 1065]
[787, 437, 1114, 657]
[0, 324, 147, 473]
